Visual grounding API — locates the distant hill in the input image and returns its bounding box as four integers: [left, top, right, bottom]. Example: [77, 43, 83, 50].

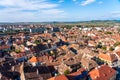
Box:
[0, 20, 120, 25]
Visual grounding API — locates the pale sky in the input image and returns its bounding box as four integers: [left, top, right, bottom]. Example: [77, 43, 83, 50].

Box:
[0, 0, 120, 22]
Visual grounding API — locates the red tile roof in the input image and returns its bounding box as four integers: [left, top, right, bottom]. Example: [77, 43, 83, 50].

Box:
[48, 75, 68, 80]
[0, 45, 10, 50]
[68, 68, 85, 76]
[48, 77, 55, 80]
[89, 65, 116, 80]
[48, 68, 87, 80]
[54, 75, 68, 80]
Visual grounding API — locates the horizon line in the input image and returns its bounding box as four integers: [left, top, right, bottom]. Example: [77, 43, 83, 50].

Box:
[0, 19, 120, 23]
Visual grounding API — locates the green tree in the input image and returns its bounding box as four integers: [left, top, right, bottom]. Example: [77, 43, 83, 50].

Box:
[96, 42, 102, 48]
[105, 32, 112, 34]
[77, 25, 82, 28]
[34, 40, 41, 45]
[64, 69, 70, 75]
[114, 42, 120, 47]
[10, 45, 15, 51]
[64, 25, 72, 29]
[109, 47, 114, 51]
[101, 46, 106, 50]
[15, 49, 20, 53]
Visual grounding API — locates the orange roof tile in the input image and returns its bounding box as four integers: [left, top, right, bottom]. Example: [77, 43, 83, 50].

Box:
[60, 45, 67, 50]
[89, 65, 116, 80]
[47, 75, 68, 80]
[98, 53, 117, 62]
[47, 77, 55, 80]
[54, 75, 68, 80]
[29, 56, 38, 63]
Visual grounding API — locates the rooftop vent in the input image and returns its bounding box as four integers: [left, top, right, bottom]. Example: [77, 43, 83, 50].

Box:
[98, 66, 101, 68]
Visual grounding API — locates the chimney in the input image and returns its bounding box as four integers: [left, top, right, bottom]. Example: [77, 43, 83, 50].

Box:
[9, 63, 11, 66]
[98, 66, 101, 68]
[95, 67, 98, 70]
[107, 53, 110, 55]
[12, 66, 15, 71]
[94, 76, 98, 79]
[37, 68, 39, 75]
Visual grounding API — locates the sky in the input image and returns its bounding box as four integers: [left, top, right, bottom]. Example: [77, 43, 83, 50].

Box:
[0, 0, 120, 22]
